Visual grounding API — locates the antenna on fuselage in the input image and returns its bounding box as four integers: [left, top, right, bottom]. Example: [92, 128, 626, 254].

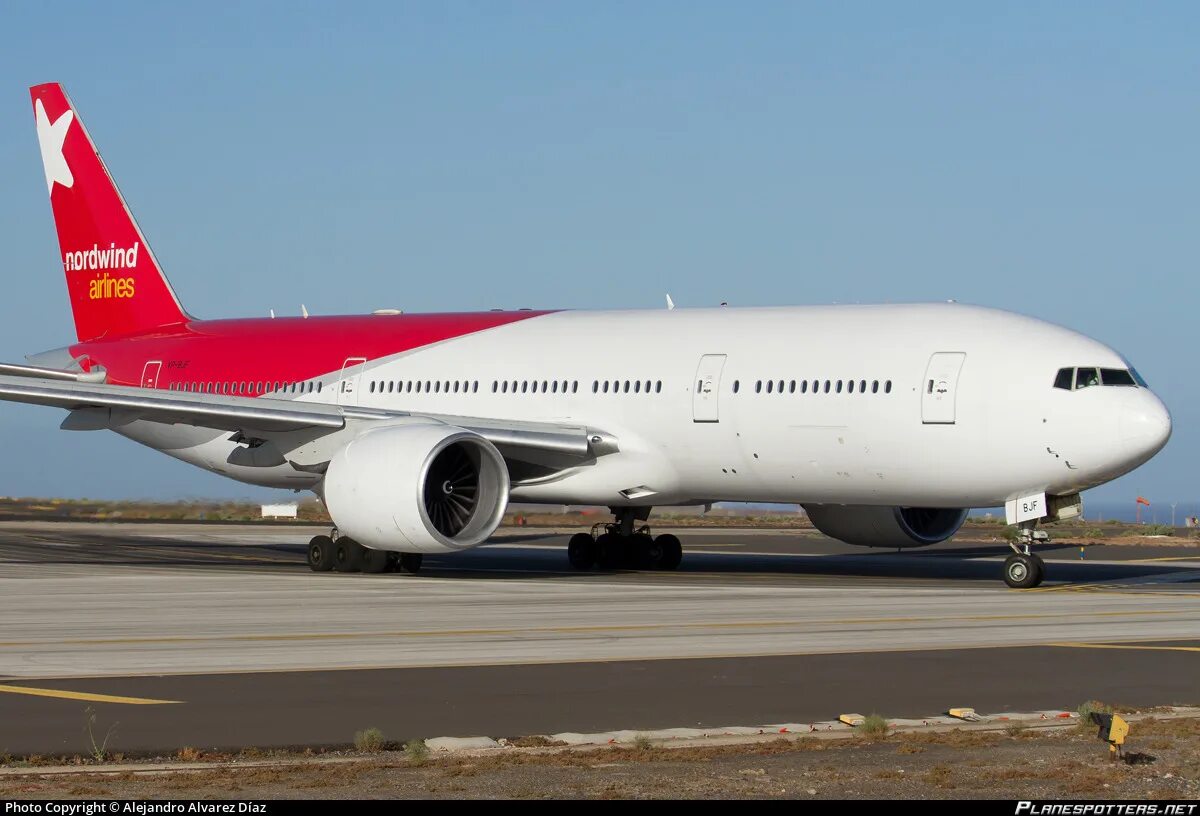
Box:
[301, 304, 309, 318]
[269, 309, 275, 319]
[666, 294, 675, 310]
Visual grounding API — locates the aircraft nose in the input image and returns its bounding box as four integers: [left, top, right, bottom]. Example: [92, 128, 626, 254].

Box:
[1119, 390, 1172, 458]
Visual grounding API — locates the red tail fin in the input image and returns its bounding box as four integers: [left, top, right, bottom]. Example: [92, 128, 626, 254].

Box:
[31, 83, 189, 342]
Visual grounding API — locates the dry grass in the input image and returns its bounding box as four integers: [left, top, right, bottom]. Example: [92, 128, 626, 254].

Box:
[860, 714, 889, 739]
[404, 740, 430, 764]
[354, 728, 386, 753]
[506, 736, 567, 748]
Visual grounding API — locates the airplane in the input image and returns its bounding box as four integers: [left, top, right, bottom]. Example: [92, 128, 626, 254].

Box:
[0, 83, 1171, 588]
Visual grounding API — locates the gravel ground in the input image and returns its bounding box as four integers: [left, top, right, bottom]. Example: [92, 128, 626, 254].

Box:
[3, 719, 1197, 800]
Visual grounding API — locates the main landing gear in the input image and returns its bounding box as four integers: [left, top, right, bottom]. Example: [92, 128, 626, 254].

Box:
[567, 508, 683, 571]
[306, 531, 423, 575]
[1003, 520, 1048, 589]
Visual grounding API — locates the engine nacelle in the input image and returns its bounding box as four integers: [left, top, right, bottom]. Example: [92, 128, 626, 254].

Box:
[802, 504, 968, 548]
[323, 424, 510, 554]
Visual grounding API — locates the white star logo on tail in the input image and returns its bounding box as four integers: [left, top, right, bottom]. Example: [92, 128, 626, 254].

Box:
[34, 99, 74, 194]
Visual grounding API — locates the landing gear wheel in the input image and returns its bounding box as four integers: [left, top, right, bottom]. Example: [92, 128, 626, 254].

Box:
[655, 534, 682, 571]
[596, 533, 623, 569]
[1030, 553, 1045, 585]
[398, 553, 424, 574]
[361, 547, 389, 574]
[307, 535, 335, 572]
[1003, 554, 1042, 589]
[335, 538, 364, 573]
[632, 533, 659, 569]
[568, 533, 597, 570]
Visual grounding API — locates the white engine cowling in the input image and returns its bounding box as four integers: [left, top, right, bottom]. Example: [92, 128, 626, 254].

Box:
[323, 424, 510, 554]
[802, 504, 968, 548]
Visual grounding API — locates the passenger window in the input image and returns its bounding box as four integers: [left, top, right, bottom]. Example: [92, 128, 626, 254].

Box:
[836, 380, 843, 393]
[1075, 368, 1100, 389]
[766, 380, 773, 394]
[755, 381, 762, 393]
[885, 380, 892, 394]
[655, 381, 661, 393]
[789, 380, 796, 393]
[800, 381, 808, 394]
[859, 380, 866, 393]
[847, 380, 855, 394]
[733, 380, 740, 394]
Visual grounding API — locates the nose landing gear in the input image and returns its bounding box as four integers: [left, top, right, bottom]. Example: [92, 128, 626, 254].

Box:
[567, 508, 682, 571]
[1004, 521, 1048, 588]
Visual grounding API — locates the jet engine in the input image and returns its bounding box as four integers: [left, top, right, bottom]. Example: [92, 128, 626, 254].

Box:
[323, 424, 510, 553]
[802, 504, 968, 548]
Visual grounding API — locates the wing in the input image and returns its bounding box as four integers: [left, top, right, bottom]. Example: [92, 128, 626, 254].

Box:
[0, 372, 616, 464]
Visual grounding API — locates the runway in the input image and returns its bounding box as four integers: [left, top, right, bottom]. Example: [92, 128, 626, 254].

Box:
[0, 522, 1197, 755]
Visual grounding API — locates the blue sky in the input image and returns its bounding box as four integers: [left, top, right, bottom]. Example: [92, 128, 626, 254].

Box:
[0, 3, 1196, 508]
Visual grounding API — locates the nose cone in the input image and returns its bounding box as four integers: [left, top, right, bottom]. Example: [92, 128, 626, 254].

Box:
[1119, 390, 1172, 461]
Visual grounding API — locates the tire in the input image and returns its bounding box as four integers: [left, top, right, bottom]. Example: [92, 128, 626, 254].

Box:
[1003, 554, 1041, 589]
[335, 538, 364, 573]
[568, 533, 597, 570]
[656, 534, 682, 571]
[307, 535, 335, 572]
[398, 553, 424, 574]
[632, 533, 659, 569]
[1030, 553, 1045, 586]
[595, 533, 623, 569]
[361, 547, 389, 574]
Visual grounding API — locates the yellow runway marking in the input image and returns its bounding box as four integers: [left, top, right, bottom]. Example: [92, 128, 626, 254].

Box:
[1126, 556, 1200, 563]
[0, 684, 180, 705]
[1049, 642, 1200, 654]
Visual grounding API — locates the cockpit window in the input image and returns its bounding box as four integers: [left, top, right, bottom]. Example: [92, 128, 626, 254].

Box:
[1054, 366, 1142, 391]
[1100, 368, 1136, 386]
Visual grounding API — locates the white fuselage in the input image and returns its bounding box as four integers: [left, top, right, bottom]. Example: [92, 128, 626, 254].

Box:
[119, 303, 1171, 512]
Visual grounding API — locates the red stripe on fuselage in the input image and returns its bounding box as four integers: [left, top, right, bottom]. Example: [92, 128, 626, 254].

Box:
[68, 311, 555, 391]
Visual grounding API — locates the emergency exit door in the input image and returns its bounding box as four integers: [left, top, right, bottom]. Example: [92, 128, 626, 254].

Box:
[692, 354, 726, 422]
[338, 357, 367, 406]
[922, 352, 965, 424]
[140, 361, 162, 389]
